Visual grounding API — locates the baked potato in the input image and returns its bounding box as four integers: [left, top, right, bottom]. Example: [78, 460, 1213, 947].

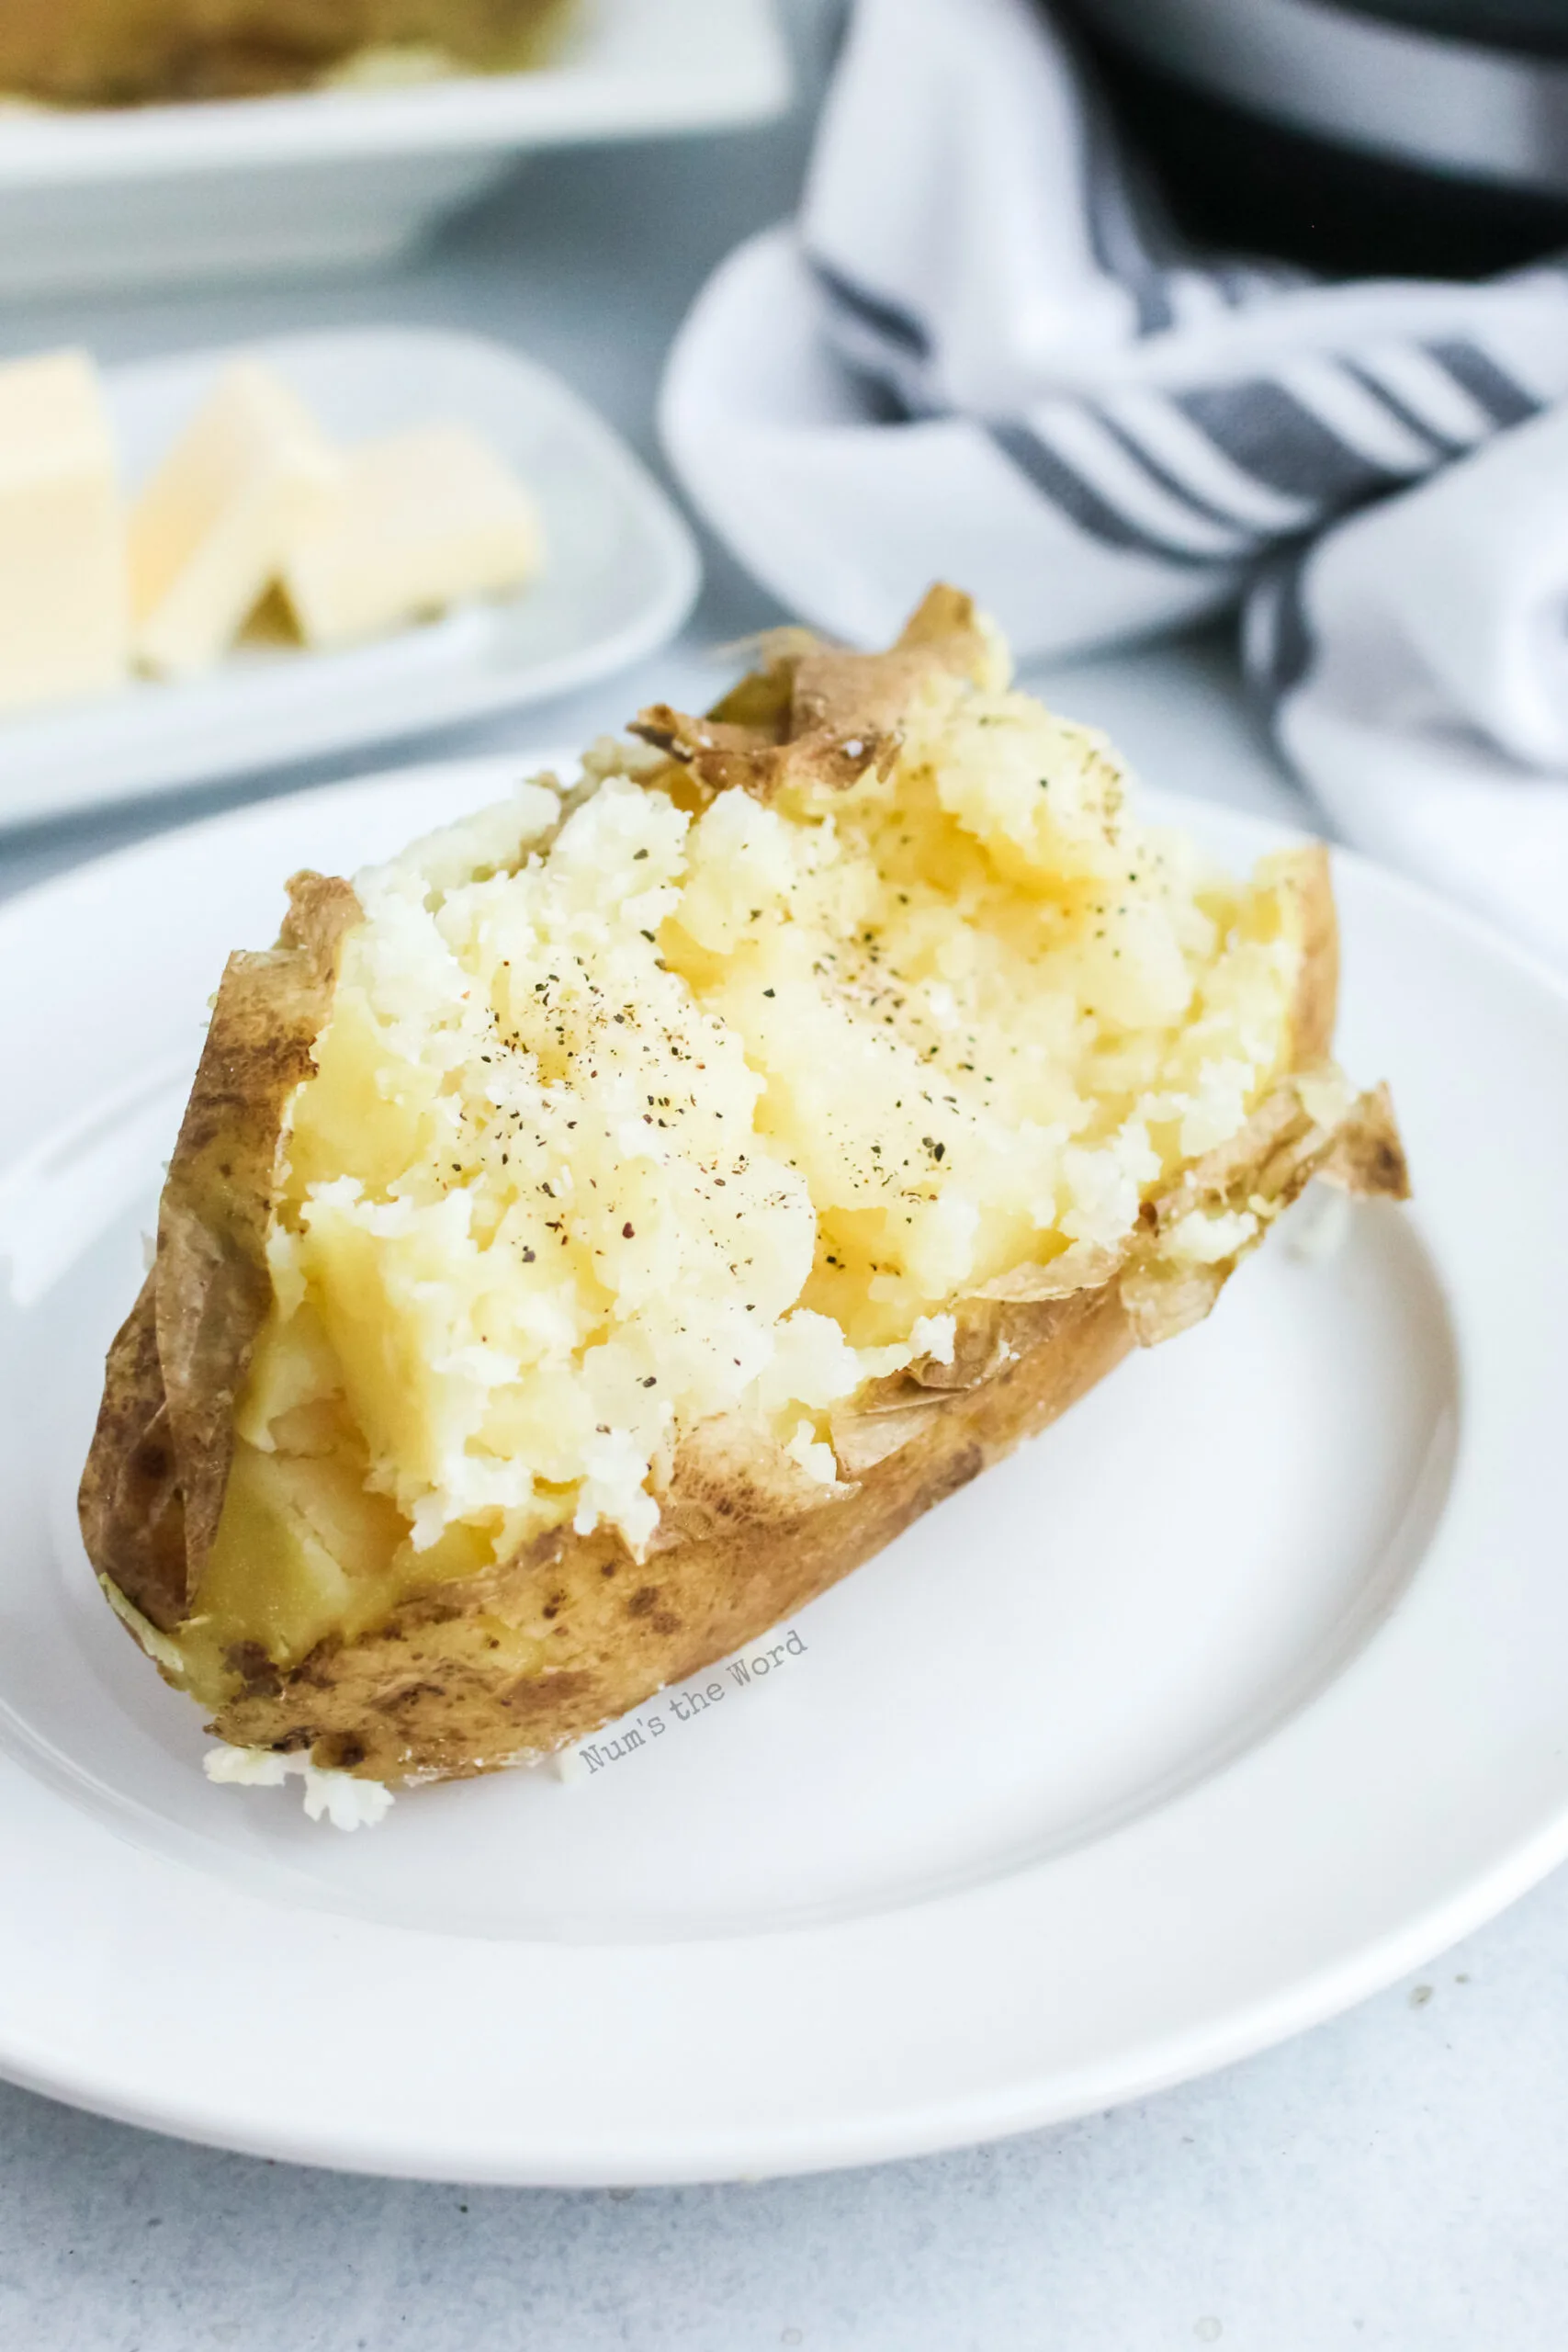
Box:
[0, 0, 563, 106]
[80, 587, 1408, 1799]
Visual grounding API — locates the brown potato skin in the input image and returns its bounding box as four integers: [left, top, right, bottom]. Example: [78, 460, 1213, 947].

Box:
[78, 611, 1410, 1786]
[80, 873, 360, 1634]
[211, 1281, 1139, 1781]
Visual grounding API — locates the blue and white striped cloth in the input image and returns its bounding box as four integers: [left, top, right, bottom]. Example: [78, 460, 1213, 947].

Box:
[661, 0, 1568, 955]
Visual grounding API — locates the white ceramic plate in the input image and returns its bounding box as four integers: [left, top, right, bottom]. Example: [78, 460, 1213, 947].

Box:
[0, 331, 699, 835]
[0, 0, 788, 300]
[0, 754, 1562, 2186]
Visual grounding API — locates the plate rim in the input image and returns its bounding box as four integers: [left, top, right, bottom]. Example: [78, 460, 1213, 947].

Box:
[0, 758, 1564, 2185]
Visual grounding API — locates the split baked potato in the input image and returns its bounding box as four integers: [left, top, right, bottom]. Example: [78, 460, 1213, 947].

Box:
[80, 588, 1408, 1793]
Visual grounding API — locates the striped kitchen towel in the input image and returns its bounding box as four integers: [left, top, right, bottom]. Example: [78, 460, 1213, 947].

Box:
[660, 0, 1568, 665]
[1250, 401, 1568, 967]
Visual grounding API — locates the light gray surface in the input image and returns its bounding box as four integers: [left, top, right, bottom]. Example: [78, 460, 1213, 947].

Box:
[2, 6, 1565, 2345]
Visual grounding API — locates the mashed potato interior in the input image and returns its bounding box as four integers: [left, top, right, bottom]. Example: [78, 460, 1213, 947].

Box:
[179, 643, 1306, 1694]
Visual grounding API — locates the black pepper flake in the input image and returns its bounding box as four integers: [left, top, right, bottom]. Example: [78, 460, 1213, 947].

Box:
[522, 1248, 536, 1262]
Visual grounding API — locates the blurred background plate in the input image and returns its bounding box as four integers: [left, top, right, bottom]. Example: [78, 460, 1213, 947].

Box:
[0, 0, 788, 301]
[0, 325, 701, 833]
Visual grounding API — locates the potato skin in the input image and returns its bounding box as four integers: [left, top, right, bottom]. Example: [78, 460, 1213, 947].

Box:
[79, 873, 360, 1634]
[209, 1280, 1139, 1781]
[78, 624, 1409, 1786]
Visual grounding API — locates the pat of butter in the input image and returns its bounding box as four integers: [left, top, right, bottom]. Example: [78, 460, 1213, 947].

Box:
[0, 349, 129, 715]
[281, 422, 544, 652]
[130, 360, 339, 681]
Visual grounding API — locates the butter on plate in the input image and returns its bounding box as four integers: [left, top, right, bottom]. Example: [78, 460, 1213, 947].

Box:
[281, 423, 544, 652]
[0, 346, 550, 718]
[130, 361, 340, 682]
[0, 350, 129, 714]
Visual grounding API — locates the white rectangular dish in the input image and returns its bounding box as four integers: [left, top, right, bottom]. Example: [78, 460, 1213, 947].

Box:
[0, 0, 788, 300]
[0, 326, 701, 832]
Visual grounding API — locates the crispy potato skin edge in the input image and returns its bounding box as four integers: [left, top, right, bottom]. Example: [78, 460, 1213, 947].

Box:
[211, 1280, 1139, 1781]
[78, 874, 360, 1632]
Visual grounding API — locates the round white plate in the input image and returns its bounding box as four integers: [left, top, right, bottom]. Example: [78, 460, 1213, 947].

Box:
[0, 754, 1561, 2186]
[0, 331, 700, 833]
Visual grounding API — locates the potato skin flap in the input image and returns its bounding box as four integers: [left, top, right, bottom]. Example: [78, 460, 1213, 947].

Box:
[80, 874, 360, 1631]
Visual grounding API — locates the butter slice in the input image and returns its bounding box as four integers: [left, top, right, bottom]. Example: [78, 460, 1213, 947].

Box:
[0, 349, 129, 715]
[281, 423, 543, 651]
[130, 361, 339, 680]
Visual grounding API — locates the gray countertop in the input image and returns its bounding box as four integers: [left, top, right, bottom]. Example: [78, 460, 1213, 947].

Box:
[2, 6, 1565, 2345]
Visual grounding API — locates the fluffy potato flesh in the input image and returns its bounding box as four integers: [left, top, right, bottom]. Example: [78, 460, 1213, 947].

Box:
[81, 590, 1408, 1781]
